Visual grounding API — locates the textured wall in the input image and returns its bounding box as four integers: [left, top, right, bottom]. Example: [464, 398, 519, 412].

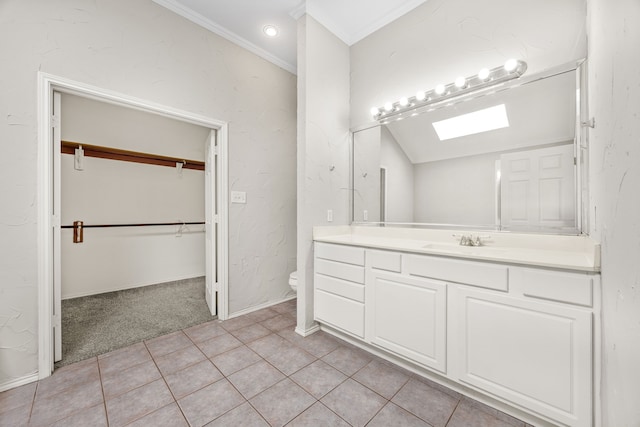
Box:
[587, 0, 640, 425]
[350, 0, 587, 128]
[0, 0, 296, 387]
[297, 15, 351, 333]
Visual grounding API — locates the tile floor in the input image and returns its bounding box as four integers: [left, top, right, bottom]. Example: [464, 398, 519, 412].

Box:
[0, 299, 533, 427]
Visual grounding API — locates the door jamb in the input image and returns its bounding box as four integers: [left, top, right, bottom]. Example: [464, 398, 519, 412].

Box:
[37, 72, 229, 379]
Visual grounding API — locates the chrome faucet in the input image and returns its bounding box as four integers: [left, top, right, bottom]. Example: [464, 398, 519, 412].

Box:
[454, 234, 485, 247]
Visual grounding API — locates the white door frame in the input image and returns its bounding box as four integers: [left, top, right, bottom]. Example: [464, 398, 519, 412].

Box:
[36, 72, 229, 379]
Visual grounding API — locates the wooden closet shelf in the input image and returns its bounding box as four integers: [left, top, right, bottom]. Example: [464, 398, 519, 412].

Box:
[61, 141, 205, 171]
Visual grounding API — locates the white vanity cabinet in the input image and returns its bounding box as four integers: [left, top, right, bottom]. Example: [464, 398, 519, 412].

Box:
[452, 286, 593, 427]
[313, 243, 365, 338]
[313, 241, 599, 427]
[367, 271, 447, 373]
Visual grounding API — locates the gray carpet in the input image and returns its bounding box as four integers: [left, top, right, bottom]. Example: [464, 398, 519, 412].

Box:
[56, 277, 215, 368]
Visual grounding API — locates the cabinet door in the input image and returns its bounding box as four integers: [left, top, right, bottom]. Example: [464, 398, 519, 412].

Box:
[367, 272, 447, 373]
[454, 287, 591, 427]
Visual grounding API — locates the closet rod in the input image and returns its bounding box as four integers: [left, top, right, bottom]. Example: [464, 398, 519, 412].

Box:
[61, 141, 205, 171]
[61, 221, 205, 229]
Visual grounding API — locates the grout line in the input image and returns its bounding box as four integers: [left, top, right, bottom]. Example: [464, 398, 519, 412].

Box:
[444, 398, 462, 426]
[94, 357, 111, 426]
[26, 381, 39, 425]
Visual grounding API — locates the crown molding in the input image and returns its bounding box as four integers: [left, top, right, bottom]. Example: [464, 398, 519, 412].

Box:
[152, 0, 297, 75]
[307, 0, 428, 46]
[289, 2, 307, 20]
[347, 0, 428, 45]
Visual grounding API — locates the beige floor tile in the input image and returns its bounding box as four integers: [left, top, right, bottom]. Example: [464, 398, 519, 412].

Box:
[288, 402, 350, 427]
[321, 378, 387, 427]
[104, 379, 174, 427]
[154, 344, 206, 376]
[127, 402, 189, 427]
[145, 330, 192, 358]
[184, 320, 227, 343]
[210, 345, 261, 376]
[352, 359, 410, 399]
[391, 378, 459, 427]
[178, 379, 245, 427]
[290, 360, 347, 399]
[196, 333, 243, 358]
[227, 360, 285, 399]
[250, 378, 316, 427]
[98, 342, 152, 376]
[50, 403, 108, 427]
[205, 401, 269, 426]
[101, 359, 161, 400]
[164, 359, 224, 399]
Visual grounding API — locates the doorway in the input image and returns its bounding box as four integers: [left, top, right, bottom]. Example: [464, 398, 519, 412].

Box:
[37, 73, 229, 379]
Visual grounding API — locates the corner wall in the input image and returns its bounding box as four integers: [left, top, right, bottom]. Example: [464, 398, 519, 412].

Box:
[296, 15, 351, 334]
[587, 0, 640, 425]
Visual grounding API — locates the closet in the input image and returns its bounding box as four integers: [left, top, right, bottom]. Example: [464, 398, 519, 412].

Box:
[56, 93, 215, 365]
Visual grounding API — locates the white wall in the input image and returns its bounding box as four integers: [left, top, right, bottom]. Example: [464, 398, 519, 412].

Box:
[350, 0, 587, 128]
[587, 0, 640, 425]
[60, 94, 208, 298]
[0, 0, 296, 387]
[380, 126, 414, 223]
[297, 15, 351, 334]
[414, 152, 498, 225]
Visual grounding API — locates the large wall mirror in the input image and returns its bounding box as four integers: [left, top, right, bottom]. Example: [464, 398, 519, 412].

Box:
[352, 60, 587, 234]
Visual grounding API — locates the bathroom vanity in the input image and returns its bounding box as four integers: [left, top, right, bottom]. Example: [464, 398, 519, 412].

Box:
[312, 226, 600, 427]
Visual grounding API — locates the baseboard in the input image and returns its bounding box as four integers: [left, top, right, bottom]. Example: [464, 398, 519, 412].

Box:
[227, 294, 296, 319]
[0, 372, 39, 393]
[295, 323, 320, 337]
[62, 275, 205, 300]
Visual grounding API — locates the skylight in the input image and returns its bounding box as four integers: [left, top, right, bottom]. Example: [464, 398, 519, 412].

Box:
[432, 104, 510, 141]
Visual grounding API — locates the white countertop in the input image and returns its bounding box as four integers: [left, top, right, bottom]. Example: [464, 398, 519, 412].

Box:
[313, 226, 600, 272]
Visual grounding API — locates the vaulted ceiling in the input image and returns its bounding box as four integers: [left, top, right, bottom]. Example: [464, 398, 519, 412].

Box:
[152, 0, 429, 74]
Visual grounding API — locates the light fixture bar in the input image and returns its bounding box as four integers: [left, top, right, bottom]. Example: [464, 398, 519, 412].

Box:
[371, 59, 527, 121]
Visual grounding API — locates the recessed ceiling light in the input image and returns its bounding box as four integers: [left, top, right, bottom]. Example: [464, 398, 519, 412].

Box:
[432, 104, 510, 141]
[263, 25, 279, 37]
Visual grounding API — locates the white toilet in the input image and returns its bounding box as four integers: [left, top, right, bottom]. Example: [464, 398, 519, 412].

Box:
[289, 271, 298, 293]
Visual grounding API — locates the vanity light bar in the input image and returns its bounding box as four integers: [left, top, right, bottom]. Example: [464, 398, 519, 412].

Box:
[370, 59, 528, 121]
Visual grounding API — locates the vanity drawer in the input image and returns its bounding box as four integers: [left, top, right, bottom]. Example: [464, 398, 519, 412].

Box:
[406, 254, 509, 291]
[367, 250, 402, 272]
[315, 273, 365, 302]
[512, 267, 593, 307]
[315, 258, 365, 284]
[315, 243, 365, 266]
[315, 290, 365, 338]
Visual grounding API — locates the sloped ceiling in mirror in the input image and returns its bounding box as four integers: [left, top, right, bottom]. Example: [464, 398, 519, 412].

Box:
[385, 69, 576, 164]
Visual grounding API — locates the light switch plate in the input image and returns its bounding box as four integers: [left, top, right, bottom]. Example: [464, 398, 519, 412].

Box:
[231, 191, 246, 204]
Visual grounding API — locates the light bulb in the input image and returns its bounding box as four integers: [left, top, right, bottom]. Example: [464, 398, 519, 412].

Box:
[384, 102, 393, 112]
[416, 91, 426, 101]
[504, 58, 518, 72]
[263, 25, 279, 37]
[454, 76, 467, 88]
[370, 107, 379, 116]
[435, 84, 446, 95]
[399, 97, 409, 107]
[478, 68, 490, 81]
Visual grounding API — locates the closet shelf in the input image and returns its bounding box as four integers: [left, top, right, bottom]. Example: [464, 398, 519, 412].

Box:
[61, 141, 205, 171]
